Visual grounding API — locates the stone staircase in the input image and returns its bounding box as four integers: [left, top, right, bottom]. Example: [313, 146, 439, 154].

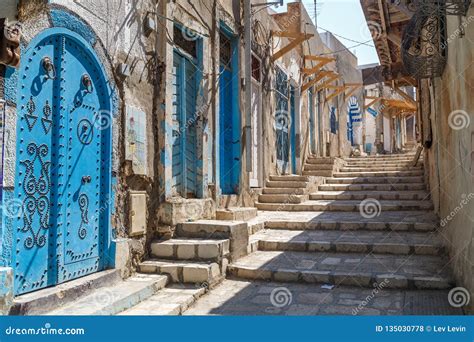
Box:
[256, 175, 322, 207]
[228, 152, 455, 291]
[302, 156, 344, 177]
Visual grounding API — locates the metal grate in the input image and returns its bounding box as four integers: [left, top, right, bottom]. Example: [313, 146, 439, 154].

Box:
[401, 12, 447, 79]
[414, 0, 472, 16]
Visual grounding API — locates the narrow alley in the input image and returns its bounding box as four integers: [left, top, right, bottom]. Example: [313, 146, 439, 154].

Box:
[0, 0, 473, 319]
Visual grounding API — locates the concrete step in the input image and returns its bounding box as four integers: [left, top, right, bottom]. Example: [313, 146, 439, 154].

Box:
[216, 207, 257, 221]
[334, 170, 424, 178]
[302, 170, 333, 177]
[139, 259, 223, 285]
[341, 166, 423, 172]
[262, 211, 438, 232]
[228, 251, 453, 289]
[254, 229, 444, 256]
[319, 183, 426, 191]
[269, 175, 309, 182]
[258, 194, 308, 204]
[304, 163, 335, 171]
[150, 238, 230, 261]
[306, 157, 336, 164]
[256, 200, 433, 212]
[345, 155, 417, 161]
[119, 285, 207, 316]
[262, 187, 306, 195]
[175, 220, 249, 260]
[326, 176, 425, 184]
[310, 191, 430, 201]
[11, 269, 122, 315]
[45, 274, 168, 315]
[266, 180, 308, 188]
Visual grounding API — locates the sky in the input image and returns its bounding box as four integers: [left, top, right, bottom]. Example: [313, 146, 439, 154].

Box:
[273, 0, 380, 66]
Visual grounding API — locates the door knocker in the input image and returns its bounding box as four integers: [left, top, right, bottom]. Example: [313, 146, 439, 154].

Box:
[82, 74, 93, 94]
[41, 57, 56, 80]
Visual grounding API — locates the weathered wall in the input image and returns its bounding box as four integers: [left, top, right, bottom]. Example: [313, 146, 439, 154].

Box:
[423, 10, 474, 313]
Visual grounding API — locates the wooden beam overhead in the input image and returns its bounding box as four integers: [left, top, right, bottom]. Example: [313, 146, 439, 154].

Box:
[345, 84, 363, 99]
[301, 71, 337, 92]
[392, 86, 416, 106]
[364, 97, 382, 110]
[271, 31, 314, 62]
[326, 86, 347, 102]
[313, 74, 340, 93]
[304, 55, 336, 63]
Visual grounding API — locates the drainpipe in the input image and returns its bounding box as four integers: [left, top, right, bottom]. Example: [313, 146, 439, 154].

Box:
[244, 0, 252, 172]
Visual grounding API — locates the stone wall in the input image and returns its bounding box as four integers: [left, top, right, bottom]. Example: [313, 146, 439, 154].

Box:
[422, 9, 474, 313]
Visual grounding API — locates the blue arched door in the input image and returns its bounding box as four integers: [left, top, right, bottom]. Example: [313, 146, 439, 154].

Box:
[12, 29, 112, 295]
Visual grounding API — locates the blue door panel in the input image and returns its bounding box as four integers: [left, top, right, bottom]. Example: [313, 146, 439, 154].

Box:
[290, 86, 296, 174]
[219, 67, 239, 194]
[172, 51, 198, 198]
[13, 31, 111, 295]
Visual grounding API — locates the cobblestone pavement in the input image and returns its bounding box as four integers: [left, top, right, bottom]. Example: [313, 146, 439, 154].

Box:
[184, 279, 463, 316]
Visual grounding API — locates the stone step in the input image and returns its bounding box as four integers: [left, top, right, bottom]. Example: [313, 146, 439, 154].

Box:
[150, 238, 230, 261]
[326, 176, 425, 184]
[269, 175, 309, 182]
[256, 200, 433, 212]
[119, 285, 207, 316]
[262, 187, 306, 195]
[302, 170, 333, 177]
[11, 269, 122, 315]
[175, 220, 249, 260]
[139, 259, 223, 285]
[228, 251, 453, 289]
[345, 155, 417, 160]
[258, 194, 308, 204]
[262, 211, 438, 232]
[304, 163, 335, 171]
[306, 157, 336, 164]
[341, 166, 423, 172]
[254, 229, 444, 256]
[345, 158, 419, 164]
[319, 183, 426, 191]
[310, 191, 430, 201]
[266, 180, 308, 188]
[216, 207, 257, 221]
[334, 170, 424, 178]
[345, 161, 422, 168]
[45, 274, 168, 315]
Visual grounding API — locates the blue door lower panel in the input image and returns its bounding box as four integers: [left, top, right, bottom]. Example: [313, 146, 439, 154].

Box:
[12, 30, 111, 295]
[172, 51, 198, 198]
